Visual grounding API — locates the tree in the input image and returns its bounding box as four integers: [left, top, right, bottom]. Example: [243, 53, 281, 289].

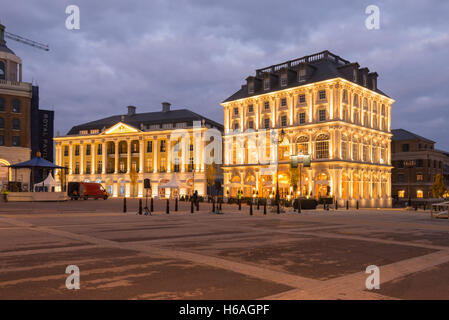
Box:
[432, 174, 447, 198]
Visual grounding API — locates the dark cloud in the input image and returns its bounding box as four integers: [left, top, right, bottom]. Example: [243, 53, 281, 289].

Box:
[2, 0, 449, 149]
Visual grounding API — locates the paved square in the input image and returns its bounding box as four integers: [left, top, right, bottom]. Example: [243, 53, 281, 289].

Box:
[0, 199, 448, 299]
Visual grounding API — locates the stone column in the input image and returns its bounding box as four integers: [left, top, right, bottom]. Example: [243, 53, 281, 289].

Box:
[127, 140, 131, 173]
[80, 143, 84, 175]
[114, 141, 119, 174]
[69, 144, 73, 174]
[167, 138, 171, 173]
[91, 142, 96, 175]
[139, 140, 144, 173]
[102, 141, 106, 174]
[153, 139, 158, 173]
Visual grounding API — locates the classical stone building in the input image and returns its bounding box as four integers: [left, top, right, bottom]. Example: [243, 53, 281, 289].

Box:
[221, 50, 394, 207]
[0, 22, 32, 190]
[391, 128, 449, 199]
[53, 103, 223, 198]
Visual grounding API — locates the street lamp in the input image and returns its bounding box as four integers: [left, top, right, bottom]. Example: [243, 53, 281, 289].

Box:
[272, 128, 285, 214]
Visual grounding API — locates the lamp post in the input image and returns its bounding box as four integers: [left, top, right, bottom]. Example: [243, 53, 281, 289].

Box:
[272, 128, 285, 214]
[404, 160, 415, 207]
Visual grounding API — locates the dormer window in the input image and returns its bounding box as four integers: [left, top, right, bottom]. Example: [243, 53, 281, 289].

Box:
[248, 81, 254, 94]
[299, 65, 306, 81]
[280, 74, 287, 87]
[372, 78, 377, 90]
[263, 78, 270, 90]
[353, 69, 358, 82]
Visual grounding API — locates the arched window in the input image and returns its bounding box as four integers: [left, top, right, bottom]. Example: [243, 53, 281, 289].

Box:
[342, 90, 348, 103]
[0, 117, 4, 128]
[0, 61, 5, 80]
[341, 135, 347, 160]
[363, 98, 368, 110]
[315, 134, 329, 159]
[13, 99, 20, 113]
[0, 98, 4, 111]
[296, 136, 309, 154]
[372, 101, 377, 113]
[353, 94, 359, 106]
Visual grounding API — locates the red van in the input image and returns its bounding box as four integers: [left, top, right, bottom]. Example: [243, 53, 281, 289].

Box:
[68, 182, 108, 200]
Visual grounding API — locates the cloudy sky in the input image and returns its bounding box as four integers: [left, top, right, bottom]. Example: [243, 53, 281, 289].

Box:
[2, 0, 449, 149]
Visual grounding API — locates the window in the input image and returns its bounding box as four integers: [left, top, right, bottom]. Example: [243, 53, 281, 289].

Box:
[79, 130, 88, 135]
[416, 159, 423, 167]
[12, 100, 20, 113]
[402, 144, 409, 152]
[97, 144, 102, 155]
[363, 145, 369, 162]
[342, 90, 348, 103]
[90, 129, 99, 134]
[97, 161, 102, 173]
[315, 134, 329, 159]
[86, 144, 91, 156]
[281, 98, 287, 107]
[264, 118, 270, 129]
[299, 94, 306, 103]
[281, 74, 287, 87]
[132, 142, 138, 153]
[264, 78, 270, 90]
[352, 143, 359, 160]
[174, 158, 180, 172]
[416, 190, 423, 198]
[0, 135, 3, 146]
[0, 117, 3, 128]
[160, 140, 166, 152]
[75, 145, 80, 156]
[86, 161, 91, 174]
[64, 146, 68, 156]
[397, 160, 404, 168]
[296, 136, 309, 154]
[299, 65, 306, 80]
[0, 61, 5, 80]
[353, 112, 359, 124]
[13, 136, 20, 146]
[397, 174, 404, 183]
[248, 120, 254, 129]
[248, 104, 254, 113]
[147, 141, 152, 153]
[299, 112, 306, 124]
[234, 122, 239, 130]
[189, 144, 194, 151]
[319, 90, 326, 100]
[398, 190, 405, 198]
[353, 94, 359, 106]
[363, 98, 368, 110]
[281, 115, 287, 127]
[264, 101, 270, 110]
[75, 162, 80, 174]
[162, 123, 173, 129]
[416, 174, 423, 181]
[233, 107, 239, 116]
[0, 98, 4, 111]
[248, 81, 254, 94]
[319, 109, 326, 122]
[341, 141, 347, 159]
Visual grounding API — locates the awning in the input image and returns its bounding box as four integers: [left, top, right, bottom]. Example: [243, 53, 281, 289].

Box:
[158, 174, 186, 189]
[9, 157, 66, 169]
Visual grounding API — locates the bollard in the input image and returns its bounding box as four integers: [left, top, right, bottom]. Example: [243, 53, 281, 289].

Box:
[346, 200, 349, 210]
[138, 198, 142, 215]
[212, 198, 215, 213]
[175, 197, 178, 211]
[166, 199, 170, 214]
[356, 200, 359, 210]
[190, 199, 194, 214]
[123, 197, 127, 213]
[335, 200, 338, 210]
[298, 199, 301, 214]
[219, 198, 222, 211]
[250, 200, 253, 216]
[150, 197, 154, 212]
[263, 201, 267, 215]
[196, 200, 199, 211]
[238, 199, 241, 211]
[257, 198, 260, 210]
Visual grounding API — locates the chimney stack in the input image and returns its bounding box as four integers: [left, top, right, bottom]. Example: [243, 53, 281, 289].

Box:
[162, 102, 171, 112]
[127, 105, 136, 116]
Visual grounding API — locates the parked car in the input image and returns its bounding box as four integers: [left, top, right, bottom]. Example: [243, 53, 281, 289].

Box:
[68, 182, 108, 200]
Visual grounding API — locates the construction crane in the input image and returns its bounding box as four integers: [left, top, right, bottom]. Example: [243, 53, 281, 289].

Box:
[5, 31, 49, 51]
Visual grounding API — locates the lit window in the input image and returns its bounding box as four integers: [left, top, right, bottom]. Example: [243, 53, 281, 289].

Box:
[319, 90, 326, 100]
[398, 190, 405, 198]
[160, 140, 166, 152]
[281, 98, 287, 107]
[417, 190, 423, 198]
[315, 134, 329, 159]
[319, 109, 326, 122]
[416, 174, 423, 181]
[90, 129, 99, 134]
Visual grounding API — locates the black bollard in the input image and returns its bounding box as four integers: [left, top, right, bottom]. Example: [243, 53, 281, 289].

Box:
[335, 200, 338, 210]
[150, 197, 154, 212]
[263, 201, 267, 215]
[257, 198, 260, 210]
[238, 199, 241, 211]
[250, 200, 253, 216]
[346, 200, 349, 210]
[298, 199, 301, 214]
[123, 197, 127, 213]
[175, 198, 178, 211]
[219, 198, 222, 211]
[138, 198, 142, 215]
[356, 200, 359, 210]
[191, 199, 194, 214]
[212, 198, 215, 213]
[166, 199, 170, 214]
